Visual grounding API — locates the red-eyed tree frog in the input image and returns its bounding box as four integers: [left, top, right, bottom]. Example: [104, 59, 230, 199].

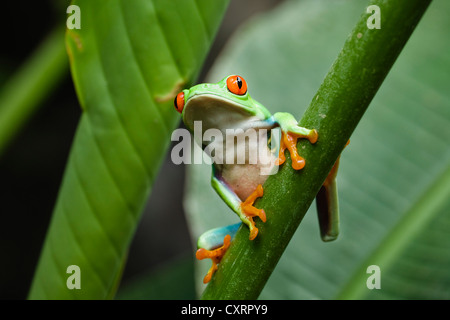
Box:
[174, 75, 342, 283]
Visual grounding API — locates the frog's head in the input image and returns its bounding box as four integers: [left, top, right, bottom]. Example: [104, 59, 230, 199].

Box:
[174, 75, 267, 132]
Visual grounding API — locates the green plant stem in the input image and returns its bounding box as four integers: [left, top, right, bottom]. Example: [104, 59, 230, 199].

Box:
[201, 0, 432, 300]
[0, 27, 68, 157]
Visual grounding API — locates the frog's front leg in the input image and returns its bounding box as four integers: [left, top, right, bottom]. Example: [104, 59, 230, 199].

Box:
[271, 112, 318, 170]
[211, 166, 266, 240]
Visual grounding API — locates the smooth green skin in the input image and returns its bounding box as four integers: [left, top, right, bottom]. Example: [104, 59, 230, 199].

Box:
[179, 75, 334, 250]
[28, 0, 229, 299]
[180, 76, 271, 122]
[200, 0, 432, 300]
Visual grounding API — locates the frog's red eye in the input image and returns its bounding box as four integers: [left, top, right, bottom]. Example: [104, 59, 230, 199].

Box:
[227, 75, 247, 95]
[174, 92, 185, 113]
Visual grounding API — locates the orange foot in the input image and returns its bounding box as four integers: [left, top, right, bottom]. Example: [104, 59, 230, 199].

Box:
[240, 184, 266, 240]
[276, 129, 318, 170]
[196, 234, 232, 284]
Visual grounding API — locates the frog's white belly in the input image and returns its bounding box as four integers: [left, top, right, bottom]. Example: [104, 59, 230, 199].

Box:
[221, 163, 272, 201]
[214, 129, 277, 201]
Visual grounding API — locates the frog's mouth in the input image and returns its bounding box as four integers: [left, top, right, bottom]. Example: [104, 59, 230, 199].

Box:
[183, 93, 258, 133]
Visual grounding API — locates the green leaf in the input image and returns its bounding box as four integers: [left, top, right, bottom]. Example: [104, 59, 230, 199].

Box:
[338, 165, 450, 299]
[185, 0, 450, 299]
[0, 27, 68, 157]
[28, 0, 228, 299]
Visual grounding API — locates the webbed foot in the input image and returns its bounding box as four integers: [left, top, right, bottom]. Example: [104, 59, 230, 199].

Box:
[240, 184, 266, 240]
[196, 234, 232, 284]
[276, 128, 318, 170]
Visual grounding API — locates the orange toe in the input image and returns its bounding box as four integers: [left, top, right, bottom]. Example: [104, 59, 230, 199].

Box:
[249, 226, 259, 241]
[196, 234, 232, 284]
[277, 130, 317, 171]
[240, 184, 266, 240]
[291, 157, 305, 170]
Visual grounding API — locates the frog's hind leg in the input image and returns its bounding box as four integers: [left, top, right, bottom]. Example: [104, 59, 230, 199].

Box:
[211, 166, 266, 241]
[240, 184, 266, 240]
[316, 177, 339, 241]
[315, 140, 349, 241]
[315, 154, 341, 241]
[196, 223, 240, 283]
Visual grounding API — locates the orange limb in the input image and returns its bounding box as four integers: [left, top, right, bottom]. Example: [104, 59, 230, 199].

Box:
[240, 184, 266, 240]
[196, 234, 232, 284]
[324, 139, 350, 187]
[276, 130, 318, 170]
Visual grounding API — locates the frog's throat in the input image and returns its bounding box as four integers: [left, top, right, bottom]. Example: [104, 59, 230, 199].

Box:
[182, 93, 261, 132]
[185, 92, 255, 114]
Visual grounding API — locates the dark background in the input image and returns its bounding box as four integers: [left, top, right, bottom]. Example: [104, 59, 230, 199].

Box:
[0, 0, 283, 299]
